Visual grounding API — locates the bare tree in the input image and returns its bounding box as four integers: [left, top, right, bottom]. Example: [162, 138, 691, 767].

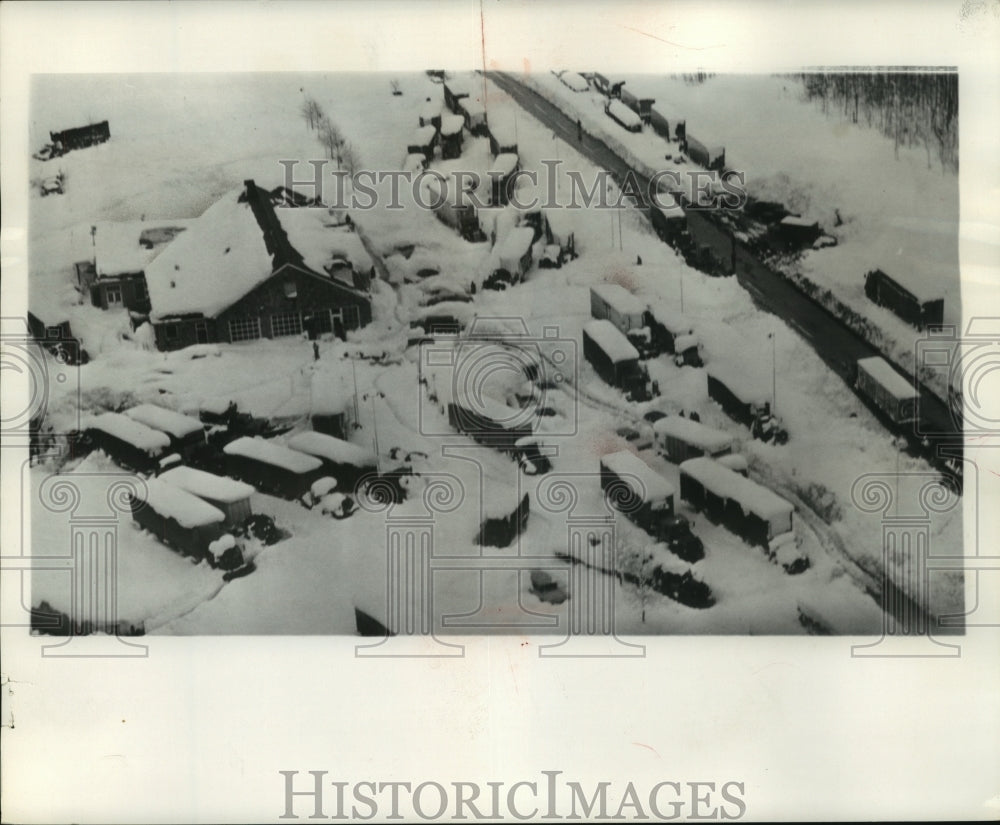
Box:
[617, 540, 656, 624]
[300, 96, 324, 131]
[340, 142, 361, 176]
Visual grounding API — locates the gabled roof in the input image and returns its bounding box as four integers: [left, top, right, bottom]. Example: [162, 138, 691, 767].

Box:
[146, 180, 369, 322]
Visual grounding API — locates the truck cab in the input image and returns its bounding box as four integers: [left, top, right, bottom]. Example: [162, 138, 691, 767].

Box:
[654, 513, 704, 562]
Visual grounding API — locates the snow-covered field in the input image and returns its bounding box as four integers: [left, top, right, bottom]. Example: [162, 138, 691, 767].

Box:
[26, 71, 962, 636]
[517, 71, 960, 398]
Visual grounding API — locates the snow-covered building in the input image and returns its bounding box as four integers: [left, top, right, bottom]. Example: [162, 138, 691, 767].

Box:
[75, 220, 192, 313]
[144, 180, 373, 351]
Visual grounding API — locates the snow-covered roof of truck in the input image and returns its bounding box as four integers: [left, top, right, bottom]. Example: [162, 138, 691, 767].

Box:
[411, 125, 437, 145]
[158, 466, 255, 503]
[135, 478, 226, 528]
[459, 98, 485, 118]
[94, 220, 192, 278]
[606, 99, 642, 128]
[680, 457, 793, 522]
[490, 153, 519, 177]
[646, 304, 693, 335]
[223, 436, 322, 474]
[498, 226, 535, 261]
[707, 361, 770, 406]
[653, 417, 733, 453]
[583, 319, 640, 364]
[286, 431, 376, 467]
[439, 115, 465, 136]
[85, 412, 171, 454]
[124, 404, 203, 440]
[651, 192, 685, 218]
[560, 72, 590, 92]
[857, 357, 918, 401]
[600, 449, 675, 503]
[780, 215, 818, 229]
[591, 283, 644, 317]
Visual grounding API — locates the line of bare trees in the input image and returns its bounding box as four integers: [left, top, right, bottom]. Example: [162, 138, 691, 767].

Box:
[797, 71, 958, 173]
[300, 95, 360, 175]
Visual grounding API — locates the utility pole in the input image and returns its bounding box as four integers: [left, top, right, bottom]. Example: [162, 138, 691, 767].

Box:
[769, 332, 776, 413]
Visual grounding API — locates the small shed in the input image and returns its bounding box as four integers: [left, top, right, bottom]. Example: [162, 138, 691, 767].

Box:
[286, 431, 377, 492]
[223, 436, 323, 499]
[129, 478, 227, 563]
[84, 412, 171, 472]
[124, 403, 205, 459]
[157, 465, 255, 528]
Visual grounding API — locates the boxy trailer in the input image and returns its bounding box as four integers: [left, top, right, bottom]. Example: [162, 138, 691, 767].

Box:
[685, 135, 725, 171]
[864, 269, 944, 331]
[582, 320, 651, 401]
[679, 457, 797, 557]
[599, 450, 703, 562]
[590, 284, 645, 334]
[855, 356, 919, 427]
[653, 416, 734, 464]
[706, 369, 787, 444]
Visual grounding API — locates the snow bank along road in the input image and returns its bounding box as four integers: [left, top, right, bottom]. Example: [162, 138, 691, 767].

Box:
[487, 71, 960, 470]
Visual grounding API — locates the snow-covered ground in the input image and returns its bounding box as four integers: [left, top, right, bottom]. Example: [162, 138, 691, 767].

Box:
[517, 71, 960, 399]
[26, 71, 962, 636]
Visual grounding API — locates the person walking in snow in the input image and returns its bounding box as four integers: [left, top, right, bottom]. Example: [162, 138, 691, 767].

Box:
[313, 341, 320, 361]
[576, 119, 582, 142]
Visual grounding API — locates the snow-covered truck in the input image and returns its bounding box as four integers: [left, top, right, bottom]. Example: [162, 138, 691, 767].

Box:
[649, 193, 687, 243]
[83, 412, 171, 473]
[438, 114, 465, 160]
[447, 391, 533, 453]
[644, 304, 700, 364]
[590, 284, 645, 334]
[653, 416, 734, 464]
[489, 153, 520, 206]
[855, 356, 919, 427]
[649, 103, 685, 142]
[157, 466, 255, 529]
[685, 135, 725, 171]
[495, 226, 535, 283]
[707, 368, 787, 443]
[459, 97, 487, 135]
[407, 125, 437, 161]
[599, 450, 704, 562]
[129, 478, 243, 569]
[582, 320, 652, 401]
[864, 268, 944, 331]
[776, 215, 821, 247]
[679, 457, 805, 572]
[286, 431, 378, 491]
[620, 86, 655, 123]
[605, 99, 642, 133]
[124, 403, 205, 460]
[223, 436, 323, 500]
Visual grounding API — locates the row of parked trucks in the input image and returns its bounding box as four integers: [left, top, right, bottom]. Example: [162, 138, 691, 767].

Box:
[81, 402, 381, 571]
